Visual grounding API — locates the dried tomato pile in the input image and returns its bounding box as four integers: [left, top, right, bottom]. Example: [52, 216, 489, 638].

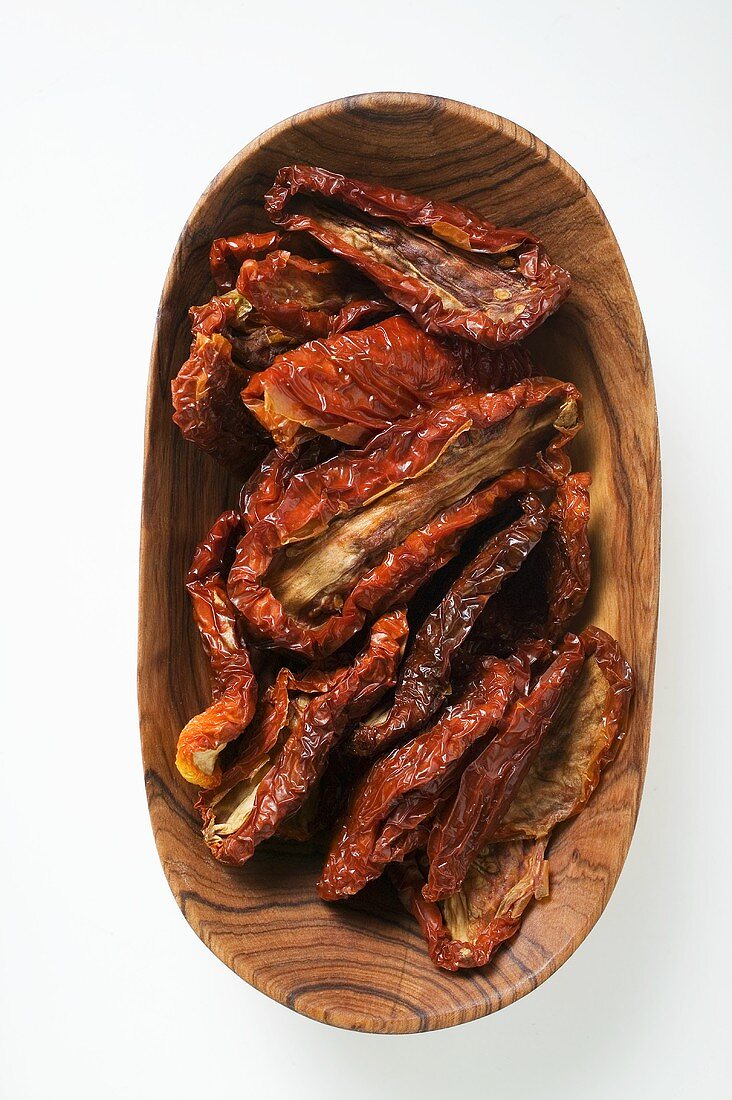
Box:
[171, 167, 634, 971]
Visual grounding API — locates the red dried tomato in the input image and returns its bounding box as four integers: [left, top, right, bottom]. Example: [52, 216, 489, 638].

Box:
[264, 165, 571, 347]
[228, 379, 581, 657]
[175, 510, 257, 789]
[242, 315, 534, 449]
[198, 609, 408, 865]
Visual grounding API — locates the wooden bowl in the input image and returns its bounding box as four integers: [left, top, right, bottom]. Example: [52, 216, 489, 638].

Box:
[139, 92, 660, 1033]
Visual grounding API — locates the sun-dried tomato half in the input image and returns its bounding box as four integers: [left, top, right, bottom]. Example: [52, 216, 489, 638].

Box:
[392, 840, 549, 971]
[227, 378, 581, 657]
[175, 510, 257, 789]
[171, 333, 268, 476]
[351, 493, 551, 757]
[236, 249, 389, 343]
[423, 633, 587, 900]
[457, 472, 592, 659]
[318, 656, 518, 901]
[264, 165, 571, 347]
[492, 626, 633, 840]
[209, 230, 292, 291]
[241, 315, 535, 449]
[198, 609, 407, 865]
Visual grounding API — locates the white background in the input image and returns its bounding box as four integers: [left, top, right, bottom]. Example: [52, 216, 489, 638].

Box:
[1, 1, 730, 1097]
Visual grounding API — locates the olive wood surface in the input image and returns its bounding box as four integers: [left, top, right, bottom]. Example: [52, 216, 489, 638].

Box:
[139, 92, 660, 1033]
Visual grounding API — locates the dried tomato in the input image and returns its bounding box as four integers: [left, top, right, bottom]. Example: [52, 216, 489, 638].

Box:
[242, 315, 534, 449]
[392, 840, 549, 971]
[239, 447, 305, 529]
[390, 626, 632, 969]
[423, 633, 586, 900]
[460, 472, 591, 658]
[238, 440, 338, 529]
[175, 239, 389, 468]
[278, 744, 367, 843]
[171, 333, 267, 476]
[198, 663, 342, 851]
[264, 165, 571, 347]
[227, 379, 581, 657]
[318, 656, 518, 901]
[198, 609, 408, 865]
[492, 626, 633, 840]
[236, 249, 389, 343]
[351, 493, 551, 757]
[175, 510, 257, 788]
[191, 287, 297, 374]
[544, 472, 592, 636]
[209, 229, 291, 291]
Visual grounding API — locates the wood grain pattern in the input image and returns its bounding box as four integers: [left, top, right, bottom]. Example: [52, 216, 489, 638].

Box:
[138, 92, 660, 1033]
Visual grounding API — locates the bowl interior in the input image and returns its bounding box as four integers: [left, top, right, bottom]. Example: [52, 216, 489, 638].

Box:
[140, 93, 659, 1033]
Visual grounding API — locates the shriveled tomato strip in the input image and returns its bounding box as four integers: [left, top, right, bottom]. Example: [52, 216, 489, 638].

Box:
[493, 626, 633, 840]
[457, 471, 592, 659]
[171, 333, 266, 476]
[175, 510, 257, 789]
[392, 840, 548, 971]
[242, 315, 534, 449]
[424, 633, 586, 901]
[209, 229, 290, 291]
[200, 609, 408, 865]
[351, 493, 551, 757]
[228, 379, 581, 657]
[319, 656, 517, 900]
[264, 165, 571, 347]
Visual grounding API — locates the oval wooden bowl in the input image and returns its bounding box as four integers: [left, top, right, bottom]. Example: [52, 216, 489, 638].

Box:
[139, 92, 660, 1033]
